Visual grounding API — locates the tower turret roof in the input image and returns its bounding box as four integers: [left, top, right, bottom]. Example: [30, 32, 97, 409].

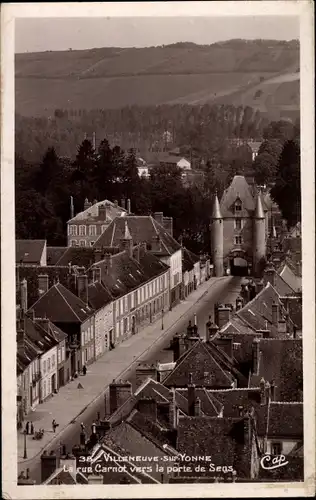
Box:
[254, 193, 265, 219]
[211, 194, 222, 219]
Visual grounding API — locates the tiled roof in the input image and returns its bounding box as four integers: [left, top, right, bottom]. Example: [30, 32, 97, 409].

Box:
[93, 216, 181, 256]
[17, 265, 77, 309]
[182, 247, 200, 272]
[177, 388, 223, 416]
[164, 340, 235, 388]
[47, 322, 68, 343]
[87, 282, 113, 310]
[89, 249, 168, 299]
[46, 246, 68, 265]
[177, 415, 253, 478]
[249, 339, 303, 402]
[279, 264, 302, 293]
[30, 283, 93, 323]
[213, 331, 261, 378]
[17, 337, 40, 373]
[220, 176, 267, 217]
[16, 239, 46, 264]
[236, 282, 287, 337]
[263, 271, 296, 297]
[104, 421, 168, 481]
[23, 317, 59, 352]
[68, 199, 126, 223]
[256, 402, 303, 438]
[207, 388, 262, 418]
[56, 247, 95, 268]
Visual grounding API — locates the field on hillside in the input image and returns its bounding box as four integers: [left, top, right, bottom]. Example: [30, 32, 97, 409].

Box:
[15, 40, 300, 119]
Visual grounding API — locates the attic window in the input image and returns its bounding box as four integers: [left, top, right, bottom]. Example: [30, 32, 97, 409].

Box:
[44, 336, 51, 342]
[117, 279, 122, 284]
[38, 341, 44, 347]
[129, 273, 136, 280]
[248, 309, 255, 316]
[233, 343, 241, 350]
[80, 308, 87, 314]
[136, 270, 142, 275]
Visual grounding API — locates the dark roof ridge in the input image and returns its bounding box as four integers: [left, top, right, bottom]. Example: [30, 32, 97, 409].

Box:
[55, 283, 83, 322]
[270, 401, 303, 405]
[259, 338, 302, 342]
[208, 387, 261, 392]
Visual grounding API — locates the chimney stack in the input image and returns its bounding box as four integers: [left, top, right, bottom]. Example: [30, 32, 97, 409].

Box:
[188, 372, 196, 416]
[127, 199, 131, 214]
[94, 247, 103, 263]
[264, 265, 276, 287]
[235, 296, 244, 312]
[168, 388, 177, 429]
[172, 334, 187, 362]
[92, 267, 101, 283]
[194, 397, 202, 417]
[109, 380, 132, 414]
[84, 198, 90, 211]
[41, 450, 58, 483]
[20, 279, 28, 313]
[104, 253, 113, 273]
[17, 329, 25, 349]
[135, 363, 157, 388]
[154, 212, 164, 226]
[121, 198, 126, 210]
[137, 398, 157, 420]
[272, 302, 279, 327]
[98, 204, 106, 220]
[215, 304, 231, 329]
[252, 338, 260, 375]
[162, 216, 173, 237]
[270, 379, 276, 401]
[77, 274, 88, 304]
[114, 199, 118, 208]
[38, 274, 49, 297]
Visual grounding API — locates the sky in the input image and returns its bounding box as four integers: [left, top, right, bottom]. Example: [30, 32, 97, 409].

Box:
[15, 16, 299, 53]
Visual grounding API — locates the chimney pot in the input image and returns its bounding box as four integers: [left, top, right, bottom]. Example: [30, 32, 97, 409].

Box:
[38, 274, 49, 297]
[77, 274, 88, 304]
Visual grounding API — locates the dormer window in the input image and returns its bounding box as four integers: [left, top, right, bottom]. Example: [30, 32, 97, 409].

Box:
[234, 199, 242, 214]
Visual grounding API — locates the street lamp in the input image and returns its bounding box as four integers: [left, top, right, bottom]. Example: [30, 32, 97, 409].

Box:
[23, 430, 27, 459]
[161, 308, 164, 330]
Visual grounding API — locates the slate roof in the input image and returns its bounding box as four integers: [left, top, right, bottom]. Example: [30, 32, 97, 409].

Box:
[30, 283, 93, 323]
[236, 282, 288, 337]
[87, 282, 113, 310]
[220, 175, 267, 217]
[89, 249, 169, 299]
[43, 467, 88, 485]
[207, 388, 262, 418]
[16, 265, 77, 309]
[56, 247, 95, 268]
[17, 337, 40, 374]
[182, 247, 200, 273]
[177, 415, 253, 478]
[263, 270, 296, 297]
[22, 316, 59, 352]
[213, 331, 261, 378]
[68, 199, 126, 223]
[279, 264, 302, 293]
[46, 246, 68, 265]
[104, 421, 168, 481]
[93, 216, 181, 256]
[163, 340, 235, 388]
[249, 339, 303, 402]
[256, 402, 303, 438]
[16, 239, 46, 264]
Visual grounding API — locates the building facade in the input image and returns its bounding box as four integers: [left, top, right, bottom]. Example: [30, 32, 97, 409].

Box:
[210, 176, 268, 277]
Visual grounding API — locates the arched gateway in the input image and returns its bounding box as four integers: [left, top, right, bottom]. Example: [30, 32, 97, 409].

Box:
[210, 176, 267, 277]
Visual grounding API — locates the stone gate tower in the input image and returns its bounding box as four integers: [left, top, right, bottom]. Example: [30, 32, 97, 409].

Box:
[210, 176, 267, 277]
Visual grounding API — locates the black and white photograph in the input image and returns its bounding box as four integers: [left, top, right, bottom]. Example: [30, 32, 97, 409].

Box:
[1, 1, 315, 498]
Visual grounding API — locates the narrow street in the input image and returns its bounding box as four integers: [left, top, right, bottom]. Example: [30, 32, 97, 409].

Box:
[19, 276, 242, 484]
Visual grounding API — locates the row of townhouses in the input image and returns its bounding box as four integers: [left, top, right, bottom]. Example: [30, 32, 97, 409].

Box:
[16, 210, 211, 427]
[36, 248, 303, 485]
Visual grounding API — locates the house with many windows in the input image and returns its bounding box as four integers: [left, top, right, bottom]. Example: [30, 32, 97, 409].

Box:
[67, 199, 127, 248]
[89, 226, 170, 345]
[93, 212, 182, 308]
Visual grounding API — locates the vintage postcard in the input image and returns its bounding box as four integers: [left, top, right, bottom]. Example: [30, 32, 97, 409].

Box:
[1, 1, 315, 498]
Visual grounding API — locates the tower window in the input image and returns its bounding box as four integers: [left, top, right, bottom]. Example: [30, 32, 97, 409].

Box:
[234, 235, 242, 245]
[234, 219, 242, 230]
[234, 199, 242, 213]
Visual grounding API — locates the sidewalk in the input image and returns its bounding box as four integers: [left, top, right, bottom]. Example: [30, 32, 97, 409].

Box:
[18, 276, 229, 464]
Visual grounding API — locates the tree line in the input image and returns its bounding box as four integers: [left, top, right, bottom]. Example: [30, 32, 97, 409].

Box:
[16, 118, 301, 252]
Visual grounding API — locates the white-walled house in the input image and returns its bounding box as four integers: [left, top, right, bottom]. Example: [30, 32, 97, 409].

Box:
[89, 241, 170, 345]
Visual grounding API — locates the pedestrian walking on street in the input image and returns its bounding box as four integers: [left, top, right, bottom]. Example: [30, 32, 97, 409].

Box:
[25, 421, 30, 435]
[52, 419, 59, 433]
[82, 365, 87, 375]
[30, 422, 34, 435]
